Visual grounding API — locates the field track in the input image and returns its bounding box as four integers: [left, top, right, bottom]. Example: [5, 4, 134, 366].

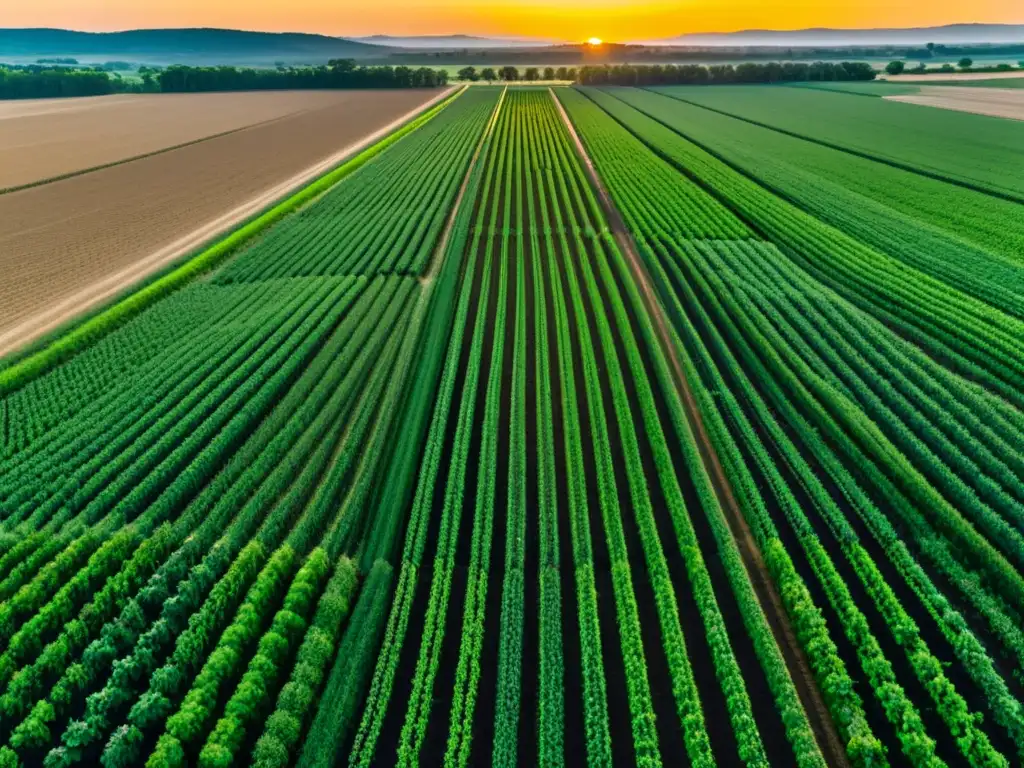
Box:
[0, 87, 452, 358]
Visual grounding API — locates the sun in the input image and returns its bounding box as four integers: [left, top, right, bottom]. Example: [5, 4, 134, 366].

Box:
[587, 37, 603, 46]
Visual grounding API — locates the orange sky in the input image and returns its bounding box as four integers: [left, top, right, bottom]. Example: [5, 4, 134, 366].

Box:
[8, 0, 1024, 42]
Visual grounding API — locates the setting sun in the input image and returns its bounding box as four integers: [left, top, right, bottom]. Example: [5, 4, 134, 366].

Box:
[587, 36, 603, 45]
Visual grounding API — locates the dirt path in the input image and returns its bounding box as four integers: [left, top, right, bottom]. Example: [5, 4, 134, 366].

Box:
[886, 86, 1024, 122]
[0, 87, 457, 360]
[550, 87, 851, 768]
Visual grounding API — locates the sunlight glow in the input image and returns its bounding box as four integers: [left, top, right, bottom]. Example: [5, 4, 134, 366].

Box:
[587, 36, 603, 45]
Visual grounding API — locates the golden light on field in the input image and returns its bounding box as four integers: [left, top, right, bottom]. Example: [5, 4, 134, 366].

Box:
[587, 36, 604, 46]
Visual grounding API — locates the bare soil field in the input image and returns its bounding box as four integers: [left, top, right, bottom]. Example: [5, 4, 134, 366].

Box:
[0, 88, 448, 356]
[882, 71, 1024, 83]
[0, 90, 401, 191]
[885, 86, 1024, 122]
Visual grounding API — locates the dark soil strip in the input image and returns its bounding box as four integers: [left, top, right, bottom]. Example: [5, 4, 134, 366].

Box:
[529, 133, 585, 764]
[679, 307, 908, 763]
[468, 173, 516, 768]
[591, 251, 744, 765]
[520, 198, 542, 764]
[370, 210, 494, 768]
[664, 253, 976, 766]
[544, 237, 586, 766]
[640, 86, 1024, 207]
[420, 237, 505, 765]
[668, 273, 907, 762]
[571, 246, 694, 767]
[592, 232, 791, 764]
[552, 243, 635, 768]
[553, 88, 850, 768]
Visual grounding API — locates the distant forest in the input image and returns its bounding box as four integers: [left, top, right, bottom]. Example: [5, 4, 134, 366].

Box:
[576, 61, 877, 85]
[158, 62, 448, 92]
[0, 58, 878, 99]
[0, 67, 117, 99]
[0, 61, 449, 99]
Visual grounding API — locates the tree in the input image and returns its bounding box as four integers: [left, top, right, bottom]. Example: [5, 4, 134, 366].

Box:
[499, 66, 519, 82]
[555, 66, 569, 81]
[566, 67, 578, 82]
[327, 58, 356, 73]
[457, 66, 479, 82]
[481, 67, 497, 82]
[524, 67, 540, 82]
[885, 61, 905, 76]
[958, 57, 974, 70]
[543, 67, 556, 81]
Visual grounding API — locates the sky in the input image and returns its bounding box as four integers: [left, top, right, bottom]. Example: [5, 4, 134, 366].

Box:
[7, 0, 1024, 43]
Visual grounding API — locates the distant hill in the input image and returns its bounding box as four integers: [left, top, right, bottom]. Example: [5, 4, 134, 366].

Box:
[353, 34, 554, 49]
[650, 23, 1024, 47]
[0, 28, 390, 64]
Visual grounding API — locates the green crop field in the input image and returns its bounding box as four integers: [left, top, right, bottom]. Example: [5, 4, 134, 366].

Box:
[644, 83, 1024, 202]
[1, 79, 1023, 768]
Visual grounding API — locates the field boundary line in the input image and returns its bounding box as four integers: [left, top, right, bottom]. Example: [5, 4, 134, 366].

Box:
[550, 86, 851, 768]
[422, 85, 507, 286]
[0, 85, 464, 392]
[0, 110, 310, 197]
[639, 85, 1024, 206]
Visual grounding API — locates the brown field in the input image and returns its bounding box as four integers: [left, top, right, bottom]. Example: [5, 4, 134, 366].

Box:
[885, 86, 1024, 122]
[0, 87, 451, 357]
[881, 70, 1024, 83]
[0, 90, 395, 191]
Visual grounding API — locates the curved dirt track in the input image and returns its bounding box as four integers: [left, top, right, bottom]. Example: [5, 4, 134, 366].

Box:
[0, 88, 451, 358]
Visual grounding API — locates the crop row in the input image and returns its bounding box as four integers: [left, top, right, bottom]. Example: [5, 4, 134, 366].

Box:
[217, 88, 503, 284]
[347, 87, 838, 768]
[0, 86, 500, 768]
[624, 88, 1024, 318]
[559, 84, 1024, 767]
[647, 84, 1024, 202]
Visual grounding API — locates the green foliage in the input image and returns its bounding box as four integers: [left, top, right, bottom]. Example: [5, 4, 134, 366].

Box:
[157, 63, 447, 92]
[641, 83, 1024, 202]
[251, 557, 358, 767]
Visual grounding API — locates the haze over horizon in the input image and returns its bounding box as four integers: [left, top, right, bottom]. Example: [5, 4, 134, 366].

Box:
[6, 0, 1024, 45]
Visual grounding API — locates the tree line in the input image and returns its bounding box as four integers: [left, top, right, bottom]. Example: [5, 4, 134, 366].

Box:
[457, 65, 577, 82]
[0, 60, 449, 100]
[886, 59, 1024, 76]
[0, 67, 115, 99]
[158, 60, 448, 92]
[576, 61, 877, 86]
